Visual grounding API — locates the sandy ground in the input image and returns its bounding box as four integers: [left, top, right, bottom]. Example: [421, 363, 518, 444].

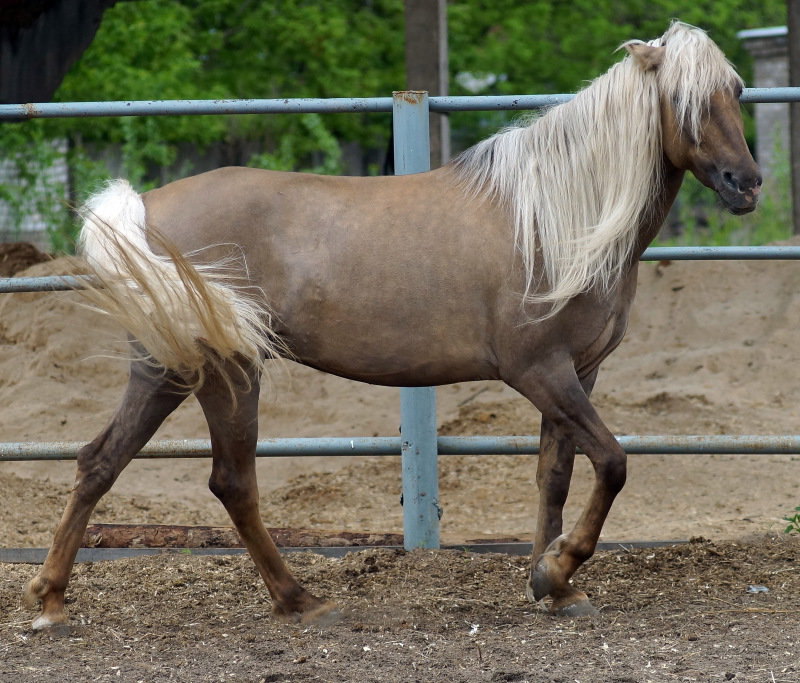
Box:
[1, 242, 799, 681]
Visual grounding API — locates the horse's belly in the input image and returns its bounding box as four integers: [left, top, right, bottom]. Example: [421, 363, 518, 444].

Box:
[279, 313, 498, 387]
[298, 357, 496, 387]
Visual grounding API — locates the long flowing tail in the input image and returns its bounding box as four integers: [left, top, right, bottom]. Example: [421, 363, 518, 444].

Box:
[77, 179, 282, 387]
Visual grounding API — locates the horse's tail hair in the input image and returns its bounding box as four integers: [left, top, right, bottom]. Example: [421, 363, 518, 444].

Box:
[76, 179, 284, 390]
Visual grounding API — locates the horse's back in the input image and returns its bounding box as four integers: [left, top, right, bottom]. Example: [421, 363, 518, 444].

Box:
[143, 165, 492, 255]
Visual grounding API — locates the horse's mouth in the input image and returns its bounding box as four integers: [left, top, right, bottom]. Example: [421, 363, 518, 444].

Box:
[727, 204, 756, 215]
[719, 192, 758, 215]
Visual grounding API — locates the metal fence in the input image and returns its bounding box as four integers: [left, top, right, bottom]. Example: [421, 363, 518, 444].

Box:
[2, 88, 800, 550]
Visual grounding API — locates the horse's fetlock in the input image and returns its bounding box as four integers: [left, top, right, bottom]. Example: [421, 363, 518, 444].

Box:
[24, 575, 51, 606]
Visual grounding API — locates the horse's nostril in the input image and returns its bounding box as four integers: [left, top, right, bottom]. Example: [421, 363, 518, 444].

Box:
[722, 171, 738, 191]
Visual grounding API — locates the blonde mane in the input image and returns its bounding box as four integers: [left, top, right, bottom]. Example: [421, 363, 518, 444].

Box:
[454, 21, 743, 316]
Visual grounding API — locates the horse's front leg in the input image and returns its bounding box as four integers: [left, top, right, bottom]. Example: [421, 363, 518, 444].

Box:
[512, 363, 624, 616]
[25, 361, 189, 630]
[531, 369, 598, 562]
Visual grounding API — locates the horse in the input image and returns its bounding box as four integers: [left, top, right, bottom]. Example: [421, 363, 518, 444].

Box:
[25, 21, 760, 629]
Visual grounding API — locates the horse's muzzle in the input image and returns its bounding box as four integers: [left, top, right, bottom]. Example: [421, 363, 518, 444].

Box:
[715, 168, 762, 215]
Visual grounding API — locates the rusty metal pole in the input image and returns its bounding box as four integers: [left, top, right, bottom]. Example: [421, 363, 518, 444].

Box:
[789, 0, 800, 233]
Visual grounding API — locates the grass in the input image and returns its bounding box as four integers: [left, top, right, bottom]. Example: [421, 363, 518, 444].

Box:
[785, 507, 800, 535]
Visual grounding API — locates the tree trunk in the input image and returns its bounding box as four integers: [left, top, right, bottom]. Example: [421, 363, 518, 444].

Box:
[404, 0, 450, 168]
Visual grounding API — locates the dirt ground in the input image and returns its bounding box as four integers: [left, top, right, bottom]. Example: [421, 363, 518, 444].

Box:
[2, 537, 798, 681]
[1, 241, 799, 679]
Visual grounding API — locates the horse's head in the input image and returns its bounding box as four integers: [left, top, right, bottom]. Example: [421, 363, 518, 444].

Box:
[627, 23, 761, 214]
[660, 80, 762, 215]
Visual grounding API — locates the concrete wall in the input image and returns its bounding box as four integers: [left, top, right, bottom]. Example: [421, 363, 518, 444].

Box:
[739, 26, 789, 181]
[0, 139, 68, 250]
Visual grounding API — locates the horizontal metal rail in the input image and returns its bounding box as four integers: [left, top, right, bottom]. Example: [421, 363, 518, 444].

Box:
[0, 97, 396, 119]
[0, 540, 687, 564]
[3, 246, 799, 294]
[642, 245, 800, 260]
[2, 435, 799, 462]
[0, 274, 88, 293]
[1, 87, 799, 120]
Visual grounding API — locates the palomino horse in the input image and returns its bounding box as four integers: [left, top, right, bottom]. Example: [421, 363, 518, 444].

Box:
[26, 22, 760, 629]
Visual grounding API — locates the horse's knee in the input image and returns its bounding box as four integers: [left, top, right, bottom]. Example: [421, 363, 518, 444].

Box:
[596, 448, 627, 495]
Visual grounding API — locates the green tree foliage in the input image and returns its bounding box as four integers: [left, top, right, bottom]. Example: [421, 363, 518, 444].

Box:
[55, 0, 788, 167]
[56, 0, 404, 178]
[450, 0, 785, 95]
[448, 0, 787, 142]
[0, 0, 790, 250]
[22, 0, 794, 174]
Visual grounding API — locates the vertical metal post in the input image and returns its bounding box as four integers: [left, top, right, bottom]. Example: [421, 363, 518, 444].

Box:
[789, 0, 800, 234]
[392, 91, 440, 550]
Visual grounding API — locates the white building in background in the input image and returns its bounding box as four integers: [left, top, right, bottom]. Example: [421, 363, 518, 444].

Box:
[738, 26, 789, 181]
[0, 139, 69, 251]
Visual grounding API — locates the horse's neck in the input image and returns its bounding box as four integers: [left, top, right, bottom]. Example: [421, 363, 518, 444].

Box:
[633, 162, 685, 256]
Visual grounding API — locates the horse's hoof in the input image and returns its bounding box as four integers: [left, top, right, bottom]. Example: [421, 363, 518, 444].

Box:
[527, 559, 555, 603]
[31, 613, 69, 632]
[274, 599, 339, 625]
[528, 543, 569, 603]
[300, 601, 340, 626]
[550, 595, 599, 618]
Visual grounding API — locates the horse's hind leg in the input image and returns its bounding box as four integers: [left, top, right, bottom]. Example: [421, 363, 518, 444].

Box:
[511, 363, 624, 616]
[25, 359, 190, 630]
[194, 359, 334, 622]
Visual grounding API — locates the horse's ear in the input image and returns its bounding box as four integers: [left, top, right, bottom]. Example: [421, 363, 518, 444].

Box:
[623, 41, 666, 72]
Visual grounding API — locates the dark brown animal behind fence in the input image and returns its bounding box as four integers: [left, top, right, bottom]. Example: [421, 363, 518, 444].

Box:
[25, 21, 760, 630]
